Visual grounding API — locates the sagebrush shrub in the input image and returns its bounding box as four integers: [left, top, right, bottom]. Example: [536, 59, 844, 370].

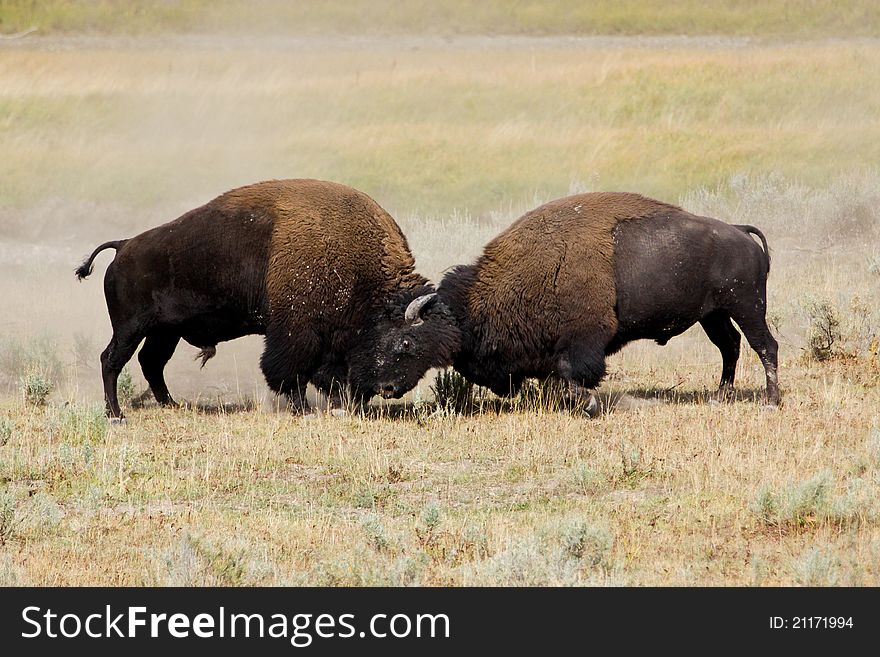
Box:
[0, 417, 12, 446]
[118, 367, 136, 407]
[0, 488, 21, 546]
[804, 298, 841, 361]
[22, 370, 53, 407]
[431, 369, 474, 414]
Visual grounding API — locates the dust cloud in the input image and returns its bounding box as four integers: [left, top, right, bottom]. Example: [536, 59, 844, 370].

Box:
[0, 33, 521, 407]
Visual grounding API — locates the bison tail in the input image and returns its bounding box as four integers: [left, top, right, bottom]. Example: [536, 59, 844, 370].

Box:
[75, 239, 128, 280]
[735, 225, 770, 274]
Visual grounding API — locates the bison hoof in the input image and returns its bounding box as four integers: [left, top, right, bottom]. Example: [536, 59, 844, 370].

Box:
[584, 394, 600, 418]
[109, 417, 127, 427]
[762, 403, 780, 411]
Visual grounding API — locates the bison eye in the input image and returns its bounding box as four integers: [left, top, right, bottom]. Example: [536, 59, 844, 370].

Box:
[401, 338, 412, 352]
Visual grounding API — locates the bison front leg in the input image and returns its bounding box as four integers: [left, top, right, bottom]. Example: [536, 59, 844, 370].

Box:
[556, 338, 608, 418]
[566, 381, 601, 418]
[284, 382, 312, 414]
[322, 381, 367, 416]
[487, 375, 526, 399]
[312, 362, 367, 416]
[265, 372, 311, 414]
[260, 326, 318, 415]
[336, 387, 370, 416]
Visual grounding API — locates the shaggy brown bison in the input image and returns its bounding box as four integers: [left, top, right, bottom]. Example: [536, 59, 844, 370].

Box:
[385, 192, 779, 411]
[76, 179, 460, 419]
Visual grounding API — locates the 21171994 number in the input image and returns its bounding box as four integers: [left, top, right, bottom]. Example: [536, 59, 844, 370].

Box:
[770, 617, 853, 629]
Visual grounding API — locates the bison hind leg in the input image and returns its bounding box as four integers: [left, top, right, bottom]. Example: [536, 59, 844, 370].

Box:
[700, 311, 741, 400]
[101, 327, 146, 419]
[138, 331, 181, 407]
[727, 307, 781, 407]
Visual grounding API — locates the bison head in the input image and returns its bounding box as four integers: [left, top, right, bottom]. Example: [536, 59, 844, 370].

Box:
[348, 287, 461, 400]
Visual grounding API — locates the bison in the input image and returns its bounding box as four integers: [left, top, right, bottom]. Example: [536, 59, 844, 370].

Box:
[378, 192, 779, 411]
[76, 179, 461, 419]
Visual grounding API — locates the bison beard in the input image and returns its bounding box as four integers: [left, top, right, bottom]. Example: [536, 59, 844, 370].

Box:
[434, 192, 780, 410]
[75, 179, 460, 419]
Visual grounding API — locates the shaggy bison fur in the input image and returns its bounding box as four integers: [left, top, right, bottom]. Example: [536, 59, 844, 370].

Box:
[76, 179, 460, 418]
[385, 192, 780, 411]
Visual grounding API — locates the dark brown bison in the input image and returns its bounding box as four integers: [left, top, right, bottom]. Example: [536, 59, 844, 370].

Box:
[76, 179, 460, 419]
[383, 192, 779, 411]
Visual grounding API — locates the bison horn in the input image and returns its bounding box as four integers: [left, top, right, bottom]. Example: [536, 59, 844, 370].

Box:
[404, 293, 438, 326]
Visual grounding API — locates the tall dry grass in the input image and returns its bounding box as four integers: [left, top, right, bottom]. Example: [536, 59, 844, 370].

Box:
[2, 361, 879, 586]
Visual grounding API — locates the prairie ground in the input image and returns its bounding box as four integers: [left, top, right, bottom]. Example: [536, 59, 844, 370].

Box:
[1, 21, 879, 585]
[3, 0, 880, 38]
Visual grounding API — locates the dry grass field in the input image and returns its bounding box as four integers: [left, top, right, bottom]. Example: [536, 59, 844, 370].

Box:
[1, 5, 879, 585]
[3, 0, 880, 38]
